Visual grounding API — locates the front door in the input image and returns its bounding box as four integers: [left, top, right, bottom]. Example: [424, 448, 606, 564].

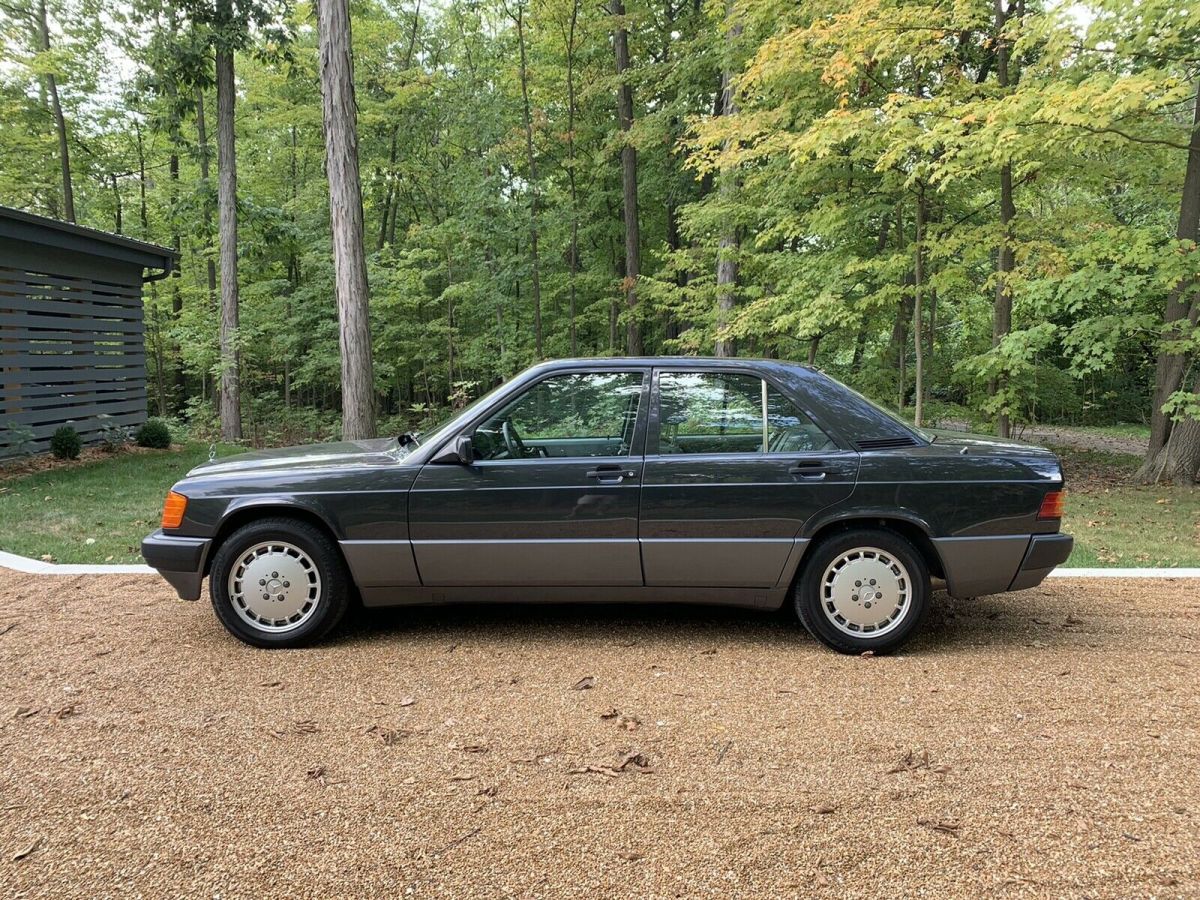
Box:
[640, 368, 859, 588]
[409, 369, 649, 586]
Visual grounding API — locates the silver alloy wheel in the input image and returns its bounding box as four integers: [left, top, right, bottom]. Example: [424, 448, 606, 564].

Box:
[227, 540, 322, 634]
[820, 546, 912, 637]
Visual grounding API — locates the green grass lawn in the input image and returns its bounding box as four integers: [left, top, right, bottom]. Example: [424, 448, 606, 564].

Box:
[0, 443, 239, 564]
[2, 440, 1197, 568]
[1056, 447, 1200, 567]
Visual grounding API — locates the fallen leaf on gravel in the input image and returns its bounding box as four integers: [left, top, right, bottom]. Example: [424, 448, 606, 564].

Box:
[12, 838, 40, 861]
[477, 785, 498, 797]
[811, 803, 836, 815]
[460, 744, 490, 754]
[617, 851, 645, 862]
[399, 697, 416, 707]
[1063, 614, 1084, 628]
[714, 740, 733, 765]
[568, 765, 622, 777]
[0, 623, 17, 637]
[700, 648, 717, 656]
[448, 773, 478, 782]
[887, 749, 947, 774]
[860, 650, 876, 658]
[305, 766, 344, 787]
[372, 728, 410, 746]
[55, 704, 77, 720]
[12, 706, 39, 719]
[600, 707, 619, 719]
[617, 751, 654, 773]
[573, 676, 595, 690]
[917, 817, 960, 834]
[292, 719, 319, 734]
[617, 715, 640, 732]
[259, 680, 283, 689]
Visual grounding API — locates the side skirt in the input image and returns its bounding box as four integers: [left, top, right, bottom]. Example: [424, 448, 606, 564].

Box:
[357, 584, 789, 611]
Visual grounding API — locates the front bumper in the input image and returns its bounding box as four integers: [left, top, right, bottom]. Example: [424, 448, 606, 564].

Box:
[1008, 533, 1074, 591]
[141, 530, 211, 600]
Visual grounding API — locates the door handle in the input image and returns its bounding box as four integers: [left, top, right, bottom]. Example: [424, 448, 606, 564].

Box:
[586, 465, 638, 484]
[788, 460, 828, 479]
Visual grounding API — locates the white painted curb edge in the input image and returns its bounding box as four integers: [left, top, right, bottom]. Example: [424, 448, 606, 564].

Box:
[0, 549, 154, 576]
[2, 548, 1199, 580]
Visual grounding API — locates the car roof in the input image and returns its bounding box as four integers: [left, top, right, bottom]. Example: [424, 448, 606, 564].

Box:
[528, 357, 816, 374]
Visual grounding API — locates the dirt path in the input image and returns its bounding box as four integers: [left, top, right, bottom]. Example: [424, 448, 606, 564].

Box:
[937, 421, 1147, 456]
[1, 573, 1196, 897]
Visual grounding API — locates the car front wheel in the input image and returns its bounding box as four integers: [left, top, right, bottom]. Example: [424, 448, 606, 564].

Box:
[208, 517, 350, 648]
[794, 528, 930, 655]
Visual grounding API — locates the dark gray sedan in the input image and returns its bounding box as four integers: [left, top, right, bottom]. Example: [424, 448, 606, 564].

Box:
[142, 358, 1073, 653]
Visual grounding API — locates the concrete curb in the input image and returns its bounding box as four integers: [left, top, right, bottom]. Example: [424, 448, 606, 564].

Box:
[2, 549, 1199, 580]
[0, 549, 155, 576]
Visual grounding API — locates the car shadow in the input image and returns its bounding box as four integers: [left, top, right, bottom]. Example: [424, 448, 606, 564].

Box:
[326, 589, 1080, 653]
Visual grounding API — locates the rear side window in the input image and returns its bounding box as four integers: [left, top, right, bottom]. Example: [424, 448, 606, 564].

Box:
[657, 372, 833, 455]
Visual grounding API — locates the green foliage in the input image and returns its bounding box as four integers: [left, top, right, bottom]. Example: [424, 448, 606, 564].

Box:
[135, 419, 173, 449]
[50, 426, 82, 460]
[98, 420, 134, 452]
[0, 0, 1195, 439]
[1, 422, 37, 459]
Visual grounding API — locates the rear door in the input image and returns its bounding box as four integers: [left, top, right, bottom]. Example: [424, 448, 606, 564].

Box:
[640, 368, 858, 588]
[409, 368, 649, 586]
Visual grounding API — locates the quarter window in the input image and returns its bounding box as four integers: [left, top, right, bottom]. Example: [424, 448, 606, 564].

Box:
[472, 372, 644, 460]
[657, 372, 833, 455]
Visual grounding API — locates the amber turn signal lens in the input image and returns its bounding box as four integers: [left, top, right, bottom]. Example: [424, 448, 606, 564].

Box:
[1038, 489, 1065, 520]
[161, 491, 188, 530]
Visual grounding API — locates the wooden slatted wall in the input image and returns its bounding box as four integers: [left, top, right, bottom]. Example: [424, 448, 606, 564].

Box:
[1, 263, 147, 456]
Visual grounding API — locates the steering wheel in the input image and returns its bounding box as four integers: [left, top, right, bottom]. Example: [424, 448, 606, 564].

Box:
[501, 419, 529, 459]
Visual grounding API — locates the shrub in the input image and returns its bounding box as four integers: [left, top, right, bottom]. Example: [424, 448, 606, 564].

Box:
[136, 418, 172, 449]
[50, 426, 82, 460]
[98, 419, 134, 452]
[1, 421, 36, 459]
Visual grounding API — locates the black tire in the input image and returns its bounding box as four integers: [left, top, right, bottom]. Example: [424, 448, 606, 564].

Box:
[208, 516, 350, 649]
[793, 528, 930, 655]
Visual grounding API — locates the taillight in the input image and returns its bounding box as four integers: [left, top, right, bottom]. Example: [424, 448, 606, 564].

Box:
[1038, 489, 1065, 520]
[161, 491, 188, 529]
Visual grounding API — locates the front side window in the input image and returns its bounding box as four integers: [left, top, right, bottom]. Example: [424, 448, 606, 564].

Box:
[472, 372, 644, 460]
[657, 372, 834, 455]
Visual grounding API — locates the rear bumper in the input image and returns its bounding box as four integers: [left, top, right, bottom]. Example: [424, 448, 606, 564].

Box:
[141, 530, 210, 601]
[1008, 533, 1074, 591]
[933, 532, 1073, 597]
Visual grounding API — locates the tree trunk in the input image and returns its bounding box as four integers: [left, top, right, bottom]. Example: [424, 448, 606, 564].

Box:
[713, 0, 741, 357]
[318, 0, 377, 439]
[564, 0, 580, 356]
[377, 126, 397, 250]
[807, 335, 820, 366]
[610, 0, 641, 355]
[110, 173, 122, 233]
[1138, 77, 1200, 482]
[36, 0, 74, 222]
[216, 43, 242, 441]
[913, 184, 927, 428]
[991, 0, 1018, 438]
[513, 5, 543, 357]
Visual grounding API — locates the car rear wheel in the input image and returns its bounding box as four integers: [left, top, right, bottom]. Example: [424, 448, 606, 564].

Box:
[794, 528, 930, 655]
[209, 517, 350, 648]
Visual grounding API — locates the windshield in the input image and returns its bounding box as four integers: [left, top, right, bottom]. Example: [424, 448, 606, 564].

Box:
[408, 380, 510, 448]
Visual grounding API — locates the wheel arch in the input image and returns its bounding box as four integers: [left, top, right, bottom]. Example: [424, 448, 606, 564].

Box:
[790, 514, 946, 589]
[204, 500, 344, 577]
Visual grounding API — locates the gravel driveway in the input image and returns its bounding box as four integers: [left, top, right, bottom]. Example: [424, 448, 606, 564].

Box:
[1, 572, 1196, 898]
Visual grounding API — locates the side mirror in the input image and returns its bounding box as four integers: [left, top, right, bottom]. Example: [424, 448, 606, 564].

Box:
[430, 434, 474, 465]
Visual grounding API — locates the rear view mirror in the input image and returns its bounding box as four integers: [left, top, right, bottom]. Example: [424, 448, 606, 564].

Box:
[431, 434, 474, 465]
